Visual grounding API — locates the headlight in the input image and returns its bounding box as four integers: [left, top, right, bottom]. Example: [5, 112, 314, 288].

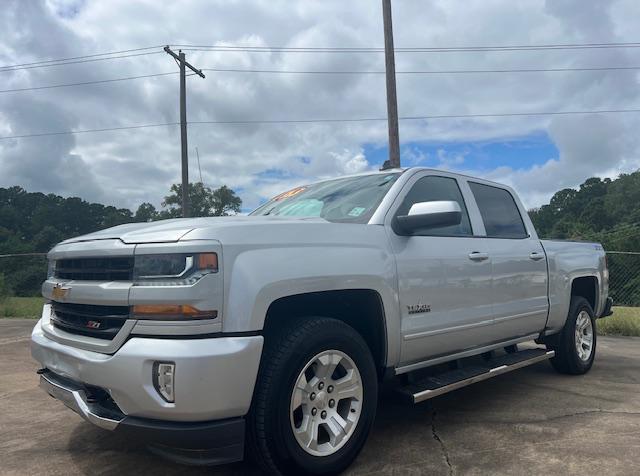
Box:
[47, 260, 57, 279]
[133, 253, 218, 286]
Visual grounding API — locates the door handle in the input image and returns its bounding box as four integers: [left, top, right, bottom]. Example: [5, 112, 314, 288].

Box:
[468, 251, 489, 261]
[529, 251, 544, 261]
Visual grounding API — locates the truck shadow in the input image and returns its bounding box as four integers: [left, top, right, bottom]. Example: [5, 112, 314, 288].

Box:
[65, 362, 559, 475]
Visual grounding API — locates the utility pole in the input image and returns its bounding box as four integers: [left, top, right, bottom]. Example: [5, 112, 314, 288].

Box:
[382, 0, 401, 170]
[164, 46, 205, 217]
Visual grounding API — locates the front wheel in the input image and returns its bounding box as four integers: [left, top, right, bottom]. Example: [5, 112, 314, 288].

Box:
[547, 296, 597, 375]
[247, 317, 378, 475]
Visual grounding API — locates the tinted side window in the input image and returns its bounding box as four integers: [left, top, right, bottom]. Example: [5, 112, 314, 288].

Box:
[469, 182, 527, 238]
[396, 176, 472, 236]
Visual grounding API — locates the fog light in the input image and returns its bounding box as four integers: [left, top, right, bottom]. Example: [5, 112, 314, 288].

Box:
[153, 362, 175, 403]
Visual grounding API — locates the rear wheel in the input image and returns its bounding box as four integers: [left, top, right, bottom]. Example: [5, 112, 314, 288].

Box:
[247, 317, 378, 475]
[547, 296, 596, 375]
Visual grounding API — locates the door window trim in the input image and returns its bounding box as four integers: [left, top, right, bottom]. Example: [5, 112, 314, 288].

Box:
[387, 172, 475, 238]
[468, 181, 530, 240]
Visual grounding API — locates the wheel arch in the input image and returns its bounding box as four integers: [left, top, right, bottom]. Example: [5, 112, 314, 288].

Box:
[571, 275, 598, 311]
[262, 289, 388, 379]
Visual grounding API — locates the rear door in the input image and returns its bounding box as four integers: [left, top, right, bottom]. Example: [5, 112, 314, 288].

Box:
[467, 181, 548, 340]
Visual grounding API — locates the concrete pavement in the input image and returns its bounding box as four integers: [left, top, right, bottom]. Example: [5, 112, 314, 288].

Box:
[2, 318, 639, 475]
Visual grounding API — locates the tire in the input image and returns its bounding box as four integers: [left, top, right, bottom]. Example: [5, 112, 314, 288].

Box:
[247, 317, 378, 475]
[547, 296, 597, 375]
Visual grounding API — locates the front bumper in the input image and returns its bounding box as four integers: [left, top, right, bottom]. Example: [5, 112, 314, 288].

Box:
[31, 318, 263, 422]
[39, 369, 245, 465]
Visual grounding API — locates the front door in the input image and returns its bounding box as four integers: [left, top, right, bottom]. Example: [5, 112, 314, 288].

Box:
[387, 173, 495, 365]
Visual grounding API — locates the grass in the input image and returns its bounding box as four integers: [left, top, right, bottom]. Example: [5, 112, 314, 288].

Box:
[0, 297, 638, 337]
[598, 306, 640, 337]
[0, 296, 44, 318]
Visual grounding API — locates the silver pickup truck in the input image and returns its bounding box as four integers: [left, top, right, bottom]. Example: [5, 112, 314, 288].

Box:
[32, 167, 612, 475]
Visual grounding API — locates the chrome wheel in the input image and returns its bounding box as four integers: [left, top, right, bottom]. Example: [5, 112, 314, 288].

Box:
[575, 310, 594, 361]
[289, 350, 363, 457]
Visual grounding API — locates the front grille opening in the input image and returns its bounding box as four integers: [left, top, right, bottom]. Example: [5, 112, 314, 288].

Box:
[55, 257, 134, 281]
[51, 301, 130, 340]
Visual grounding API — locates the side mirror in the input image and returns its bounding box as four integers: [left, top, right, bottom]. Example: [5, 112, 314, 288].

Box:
[396, 200, 462, 235]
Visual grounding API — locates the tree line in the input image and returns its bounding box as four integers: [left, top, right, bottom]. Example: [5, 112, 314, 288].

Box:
[528, 170, 640, 306]
[2, 171, 639, 298]
[528, 171, 640, 251]
[0, 183, 241, 296]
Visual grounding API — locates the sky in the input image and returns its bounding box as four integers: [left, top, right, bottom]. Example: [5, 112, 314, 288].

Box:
[1, 0, 640, 213]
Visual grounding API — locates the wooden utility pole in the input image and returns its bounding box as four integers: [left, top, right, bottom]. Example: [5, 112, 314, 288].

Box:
[164, 46, 205, 217]
[382, 0, 401, 169]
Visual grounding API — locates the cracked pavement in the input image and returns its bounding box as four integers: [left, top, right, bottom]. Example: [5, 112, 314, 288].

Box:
[2, 319, 639, 475]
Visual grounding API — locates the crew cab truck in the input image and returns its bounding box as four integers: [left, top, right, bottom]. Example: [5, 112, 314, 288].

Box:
[32, 167, 612, 475]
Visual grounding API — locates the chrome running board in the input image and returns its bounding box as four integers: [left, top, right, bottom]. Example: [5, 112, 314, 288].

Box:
[399, 348, 555, 404]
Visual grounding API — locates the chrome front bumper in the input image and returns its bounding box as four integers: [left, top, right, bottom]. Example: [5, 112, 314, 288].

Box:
[38, 368, 247, 465]
[32, 318, 264, 422]
[39, 370, 122, 430]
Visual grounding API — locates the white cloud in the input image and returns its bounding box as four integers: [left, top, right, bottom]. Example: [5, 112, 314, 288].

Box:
[1, 0, 639, 212]
[330, 149, 370, 175]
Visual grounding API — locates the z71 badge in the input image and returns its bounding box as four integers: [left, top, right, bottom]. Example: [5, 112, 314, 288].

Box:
[407, 304, 431, 315]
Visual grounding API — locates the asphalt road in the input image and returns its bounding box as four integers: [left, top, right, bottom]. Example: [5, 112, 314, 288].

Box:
[2, 318, 639, 475]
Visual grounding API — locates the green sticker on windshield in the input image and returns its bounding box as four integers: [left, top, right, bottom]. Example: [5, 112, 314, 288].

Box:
[348, 207, 366, 217]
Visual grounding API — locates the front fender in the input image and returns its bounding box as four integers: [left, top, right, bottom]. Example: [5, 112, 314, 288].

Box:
[222, 244, 401, 367]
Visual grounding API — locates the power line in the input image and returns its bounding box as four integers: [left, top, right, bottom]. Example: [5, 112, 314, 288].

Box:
[200, 65, 640, 75]
[196, 146, 204, 184]
[2, 40, 640, 73]
[0, 51, 163, 73]
[0, 72, 179, 94]
[2, 40, 640, 74]
[187, 108, 640, 124]
[0, 45, 165, 71]
[177, 41, 640, 53]
[3, 64, 637, 95]
[3, 107, 640, 141]
[0, 122, 180, 140]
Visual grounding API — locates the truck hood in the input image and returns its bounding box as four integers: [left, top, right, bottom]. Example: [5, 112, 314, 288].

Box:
[59, 216, 329, 244]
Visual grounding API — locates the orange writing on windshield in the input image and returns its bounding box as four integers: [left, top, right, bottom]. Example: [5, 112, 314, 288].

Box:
[271, 186, 307, 201]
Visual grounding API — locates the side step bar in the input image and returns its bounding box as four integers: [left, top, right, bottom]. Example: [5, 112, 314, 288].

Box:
[399, 348, 555, 404]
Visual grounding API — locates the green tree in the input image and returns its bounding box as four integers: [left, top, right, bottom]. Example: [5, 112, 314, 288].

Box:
[211, 185, 243, 216]
[134, 202, 159, 222]
[161, 183, 242, 218]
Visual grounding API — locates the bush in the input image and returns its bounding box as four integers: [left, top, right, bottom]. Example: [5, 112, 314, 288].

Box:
[597, 307, 640, 336]
[0, 273, 12, 302]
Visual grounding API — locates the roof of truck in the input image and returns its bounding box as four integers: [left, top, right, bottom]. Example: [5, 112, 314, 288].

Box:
[313, 166, 510, 189]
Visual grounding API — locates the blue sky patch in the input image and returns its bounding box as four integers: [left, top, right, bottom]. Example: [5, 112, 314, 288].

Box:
[363, 132, 559, 172]
[255, 168, 297, 180]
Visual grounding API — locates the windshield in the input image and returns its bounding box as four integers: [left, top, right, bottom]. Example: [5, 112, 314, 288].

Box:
[250, 173, 401, 223]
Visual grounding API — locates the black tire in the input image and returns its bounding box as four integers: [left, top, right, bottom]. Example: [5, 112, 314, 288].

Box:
[247, 317, 378, 475]
[547, 296, 597, 375]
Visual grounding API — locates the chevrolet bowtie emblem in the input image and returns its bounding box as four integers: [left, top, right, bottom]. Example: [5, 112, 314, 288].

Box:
[51, 284, 70, 301]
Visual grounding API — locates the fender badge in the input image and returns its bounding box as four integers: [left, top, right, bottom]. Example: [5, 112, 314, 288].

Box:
[52, 284, 70, 301]
[407, 304, 431, 315]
